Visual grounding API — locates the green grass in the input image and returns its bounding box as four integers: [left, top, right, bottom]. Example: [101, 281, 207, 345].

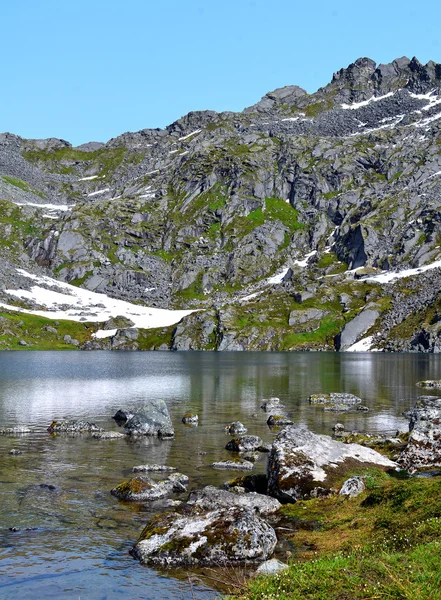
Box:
[234, 474, 441, 600]
[2, 176, 45, 198]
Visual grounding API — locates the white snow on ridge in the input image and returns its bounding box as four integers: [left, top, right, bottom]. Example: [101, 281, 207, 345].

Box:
[93, 329, 117, 339]
[293, 250, 317, 268]
[409, 90, 441, 111]
[78, 175, 99, 181]
[266, 267, 291, 285]
[14, 202, 70, 211]
[364, 258, 441, 283]
[1, 269, 196, 330]
[87, 188, 110, 197]
[178, 129, 201, 141]
[341, 92, 394, 110]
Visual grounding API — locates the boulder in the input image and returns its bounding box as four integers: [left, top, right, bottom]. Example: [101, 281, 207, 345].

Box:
[47, 420, 102, 433]
[225, 421, 248, 435]
[255, 558, 289, 575]
[261, 398, 285, 413]
[111, 472, 188, 501]
[131, 505, 277, 566]
[188, 486, 281, 516]
[267, 415, 294, 427]
[132, 464, 176, 473]
[339, 476, 366, 498]
[416, 380, 441, 388]
[211, 460, 254, 471]
[113, 409, 134, 423]
[267, 426, 396, 501]
[399, 396, 441, 471]
[92, 431, 125, 440]
[182, 413, 199, 425]
[309, 393, 365, 411]
[124, 399, 174, 437]
[226, 435, 263, 452]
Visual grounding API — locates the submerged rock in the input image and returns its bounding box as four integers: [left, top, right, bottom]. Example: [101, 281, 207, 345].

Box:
[261, 398, 285, 413]
[226, 435, 263, 452]
[124, 399, 174, 437]
[416, 380, 441, 388]
[309, 393, 365, 412]
[211, 460, 254, 471]
[267, 426, 395, 501]
[0, 426, 32, 435]
[47, 420, 102, 433]
[132, 464, 177, 473]
[182, 413, 199, 425]
[111, 472, 188, 501]
[131, 504, 277, 566]
[267, 414, 294, 427]
[399, 396, 441, 471]
[92, 431, 125, 440]
[225, 421, 248, 435]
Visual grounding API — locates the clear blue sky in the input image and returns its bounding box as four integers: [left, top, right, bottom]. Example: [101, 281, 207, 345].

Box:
[2, 0, 440, 145]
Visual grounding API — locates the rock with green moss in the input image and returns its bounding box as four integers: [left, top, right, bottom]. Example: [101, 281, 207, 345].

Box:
[111, 472, 188, 501]
[267, 426, 396, 502]
[131, 504, 277, 566]
[225, 435, 263, 452]
[47, 420, 102, 433]
[267, 414, 294, 427]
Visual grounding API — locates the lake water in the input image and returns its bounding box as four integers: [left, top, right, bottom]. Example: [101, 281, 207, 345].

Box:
[1, 351, 441, 599]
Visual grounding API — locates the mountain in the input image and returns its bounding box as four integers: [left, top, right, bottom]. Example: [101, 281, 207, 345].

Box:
[2, 55, 441, 352]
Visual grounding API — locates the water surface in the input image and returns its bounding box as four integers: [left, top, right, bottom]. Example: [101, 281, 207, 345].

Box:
[1, 351, 440, 599]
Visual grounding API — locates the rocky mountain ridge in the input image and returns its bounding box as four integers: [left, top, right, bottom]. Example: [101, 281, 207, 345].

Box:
[2, 55, 441, 351]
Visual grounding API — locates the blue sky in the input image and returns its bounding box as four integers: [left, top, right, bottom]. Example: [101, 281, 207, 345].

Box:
[2, 0, 440, 145]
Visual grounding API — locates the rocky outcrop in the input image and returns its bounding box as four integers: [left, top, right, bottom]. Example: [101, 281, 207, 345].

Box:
[124, 399, 174, 437]
[131, 504, 277, 566]
[267, 426, 395, 501]
[399, 396, 441, 471]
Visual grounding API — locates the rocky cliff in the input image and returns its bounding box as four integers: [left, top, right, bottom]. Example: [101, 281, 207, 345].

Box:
[2, 56, 441, 351]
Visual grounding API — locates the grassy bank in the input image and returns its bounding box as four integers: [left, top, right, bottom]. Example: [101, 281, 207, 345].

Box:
[231, 470, 441, 600]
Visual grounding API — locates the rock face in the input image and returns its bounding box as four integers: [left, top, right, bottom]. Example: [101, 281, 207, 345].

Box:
[131, 504, 277, 566]
[399, 396, 441, 471]
[124, 399, 174, 437]
[111, 472, 188, 501]
[5, 57, 441, 353]
[267, 426, 395, 501]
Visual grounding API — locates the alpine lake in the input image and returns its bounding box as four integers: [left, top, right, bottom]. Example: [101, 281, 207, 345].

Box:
[1, 350, 440, 599]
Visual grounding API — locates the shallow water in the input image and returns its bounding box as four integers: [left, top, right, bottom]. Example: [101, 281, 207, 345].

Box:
[0, 351, 440, 599]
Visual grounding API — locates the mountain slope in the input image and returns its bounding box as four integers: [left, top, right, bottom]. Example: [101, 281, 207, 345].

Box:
[2, 55, 441, 351]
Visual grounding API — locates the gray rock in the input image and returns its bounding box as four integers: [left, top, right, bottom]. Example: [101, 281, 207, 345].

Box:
[339, 476, 366, 498]
[132, 504, 277, 566]
[182, 413, 199, 425]
[9, 449, 22, 455]
[416, 380, 441, 388]
[47, 420, 102, 433]
[111, 472, 188, 501]
[337, 308, 380, 351]
[124, 399, 174, 437]
[399, 396, 441, 471]
[92, 431, 125, 440]
[261, 398, 284, 413]
[113, 409, 134, 422]
[255, 558, 289, 575]
[211, 460, 254, 471]
[133, 464, 177, 473]
[226, 435, 263, 452]
[267, 426, 396, 501]
[188, 485, 281, 515]
[225, 421, 248, 435]
[267, 414, 294, 427]
[309, 393, 364, 411]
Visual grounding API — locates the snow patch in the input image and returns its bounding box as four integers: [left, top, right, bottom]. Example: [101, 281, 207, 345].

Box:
[345, 336, 374, 352]
[266, 267, 290, 285]
[364, 259, 441, 283]
[87, 188, 110, 197]
[293, 250, 317, 268]
[2, 269, 196, 330]
[178, 129, 201, 141]
[92, 329, 117, 339]
[78, 175, 99, 181]
[15, 202, 70, 211]
[341, 92, 394, 110]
